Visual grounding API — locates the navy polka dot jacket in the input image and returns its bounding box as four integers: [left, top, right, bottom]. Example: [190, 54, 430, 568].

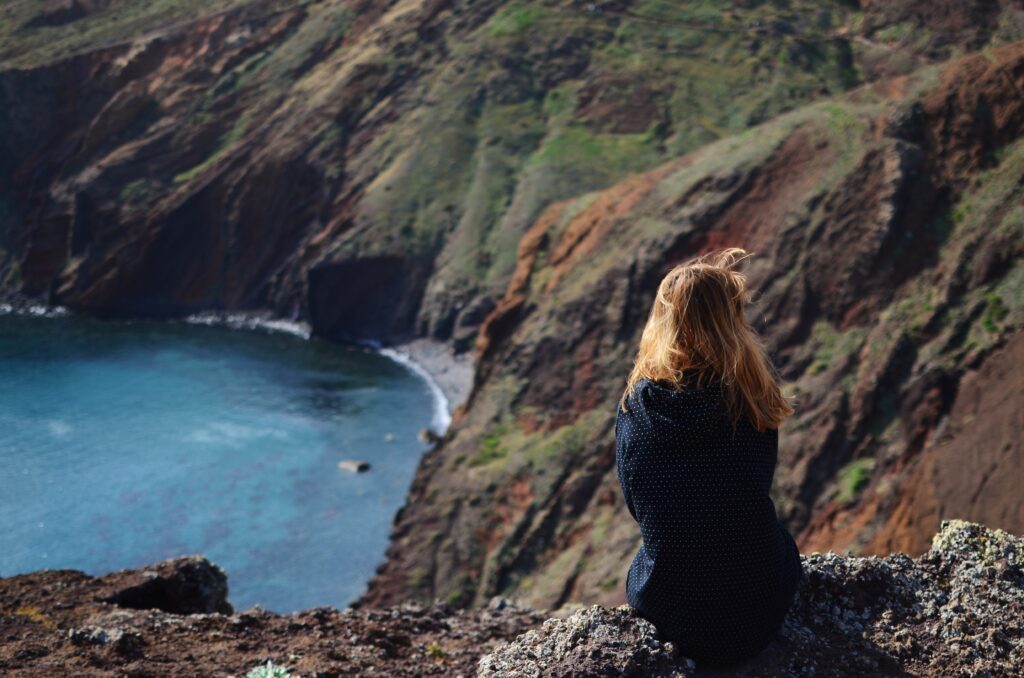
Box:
[615, 374, 803, 665]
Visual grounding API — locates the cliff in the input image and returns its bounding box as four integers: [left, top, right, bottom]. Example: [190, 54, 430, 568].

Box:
[360, 41, 1024, 610]
[2, 0, 1023, 613]
[1, 521, 1021, 676]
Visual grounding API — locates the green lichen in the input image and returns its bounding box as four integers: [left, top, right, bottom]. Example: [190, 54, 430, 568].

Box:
[426, 641, 448, 659]
[931, 520, 1021, 566]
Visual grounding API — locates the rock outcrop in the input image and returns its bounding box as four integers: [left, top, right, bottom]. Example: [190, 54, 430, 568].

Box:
[1, 521, 1020, 676]
[0, 556, 547, 677]
[478, 520, 1023, 677]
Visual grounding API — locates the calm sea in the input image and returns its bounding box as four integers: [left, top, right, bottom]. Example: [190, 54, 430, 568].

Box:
[0, 314, 438, 612]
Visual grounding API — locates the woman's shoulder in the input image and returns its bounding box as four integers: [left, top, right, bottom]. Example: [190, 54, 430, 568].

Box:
[619, 375, 720, 422]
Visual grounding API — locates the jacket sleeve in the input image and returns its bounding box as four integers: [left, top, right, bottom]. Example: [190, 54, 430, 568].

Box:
[615, 407, 639, 523]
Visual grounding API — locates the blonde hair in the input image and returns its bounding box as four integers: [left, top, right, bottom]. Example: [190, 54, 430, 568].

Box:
[619, 247, 794, 432]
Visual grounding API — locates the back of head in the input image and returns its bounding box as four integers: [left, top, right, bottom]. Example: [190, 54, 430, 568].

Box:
[619, 247, 794, 432]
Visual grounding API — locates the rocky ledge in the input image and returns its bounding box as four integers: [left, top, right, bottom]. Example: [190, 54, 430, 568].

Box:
[479, 520, 1023, 677]
[1, 521, 1020, 677]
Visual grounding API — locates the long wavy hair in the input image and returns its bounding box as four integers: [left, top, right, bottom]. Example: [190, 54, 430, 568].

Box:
[619, 247, 794, 432]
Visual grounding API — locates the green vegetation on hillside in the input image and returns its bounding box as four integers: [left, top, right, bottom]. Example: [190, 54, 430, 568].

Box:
[0, 0, 302, 68]
[836, 458, 876, 504]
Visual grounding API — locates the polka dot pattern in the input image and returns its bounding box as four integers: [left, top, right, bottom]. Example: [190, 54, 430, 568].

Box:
[615, 375, 803, 665]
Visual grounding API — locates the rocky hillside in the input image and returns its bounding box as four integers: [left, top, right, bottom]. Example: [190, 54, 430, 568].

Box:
[360, 39, 1024, 610]
[1, 521, 1021, 676]
[2, 0, 1023, 612]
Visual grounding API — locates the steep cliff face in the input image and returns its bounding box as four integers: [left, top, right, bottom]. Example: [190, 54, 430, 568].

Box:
[9, 1, 1016, 337]
[2, 0, 1024, 614]
[359, 41, 1024, 611]
[1, 0, 868, 340]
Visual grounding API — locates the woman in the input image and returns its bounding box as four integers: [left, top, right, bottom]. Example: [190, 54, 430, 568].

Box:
[615, 247, 802, 666]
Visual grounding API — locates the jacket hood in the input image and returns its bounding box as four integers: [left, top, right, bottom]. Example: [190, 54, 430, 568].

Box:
[629, 374, 725, 425]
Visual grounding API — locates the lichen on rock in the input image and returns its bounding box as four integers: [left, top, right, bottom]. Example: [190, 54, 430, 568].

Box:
[0, 521, 1020, 676]
[477, 520, 1024, 677]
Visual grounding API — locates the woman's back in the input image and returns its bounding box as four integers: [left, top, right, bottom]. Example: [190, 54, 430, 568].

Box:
[616, 375, 802, 665]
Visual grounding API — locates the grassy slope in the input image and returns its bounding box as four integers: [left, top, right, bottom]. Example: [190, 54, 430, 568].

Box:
[0, 0, 279, 67]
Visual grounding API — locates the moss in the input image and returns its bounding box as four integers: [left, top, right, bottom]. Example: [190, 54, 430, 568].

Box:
[488, 4, 542, 39]
[836, 458, 876, 505]
[0, 0, 288, 69]
[981, 293, 1009, 334]
[469, 422, 511, 467]
[529, 125, 660, 175]
[952, 203, 972, 224]
[823, 103, 860, 135]
[589, 506, 616, 545]
[445, 589, 466, 607]
[14, 607, 55, 630]
[119, 178, 152, 204]
[805, 319, 866, 376]
[523, 410, 603, 470]
[875, 22, 913, 43]
[541, 82, 578, 123]
[173, 114, 249, 184]
[408, 568, 428, 590]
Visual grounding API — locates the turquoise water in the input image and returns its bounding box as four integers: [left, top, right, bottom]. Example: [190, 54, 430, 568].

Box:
[0, 314, 438, 613]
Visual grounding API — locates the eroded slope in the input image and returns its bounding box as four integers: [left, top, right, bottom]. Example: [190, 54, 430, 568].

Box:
[359, 43, 1024, 611]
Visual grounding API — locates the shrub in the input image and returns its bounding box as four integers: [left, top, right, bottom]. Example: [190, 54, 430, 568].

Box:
[836, 458, 876, 504]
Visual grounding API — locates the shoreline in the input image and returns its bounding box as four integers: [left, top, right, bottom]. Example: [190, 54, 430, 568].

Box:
[377, 339, 473, 434]
[185, 311, 475, 434]
[1, 305, 473, 436]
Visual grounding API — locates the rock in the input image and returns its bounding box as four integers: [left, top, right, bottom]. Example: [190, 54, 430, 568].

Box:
[339, 459, 371, 473]
[97, 555, 232, 615]
[1, 521, 1020, 676]
[418, 428, 442, 444]
[477, 604, 688, 677]
[488, 596, 513, 610]
[0, 563, 546, 676]
[68, 626, 145, 656]
[477, 521, 1024, 677]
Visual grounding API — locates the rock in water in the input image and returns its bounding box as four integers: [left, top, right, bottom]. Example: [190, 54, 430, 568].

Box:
[477, 520, 1024, 677]
[339, 459, 371, 473]
[419, 428, 442, 444]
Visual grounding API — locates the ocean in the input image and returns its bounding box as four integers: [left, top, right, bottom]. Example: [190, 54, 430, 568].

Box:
[0, 312, 440, 612]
